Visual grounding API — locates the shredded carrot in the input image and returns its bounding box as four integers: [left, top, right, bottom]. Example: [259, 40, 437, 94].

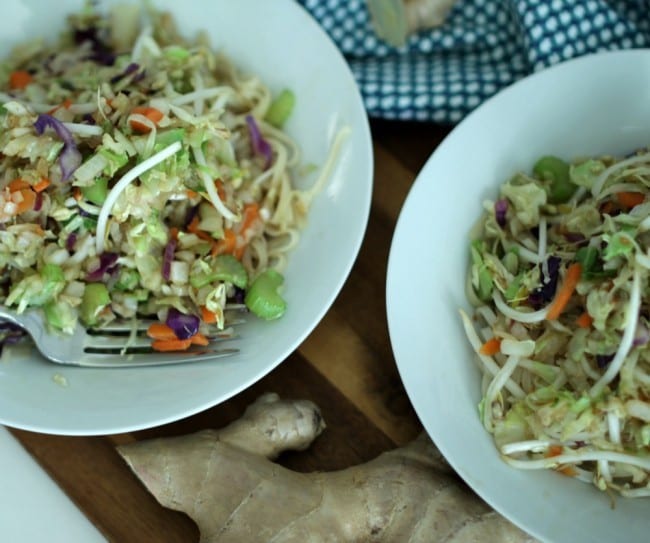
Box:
[8, 179, 30, 192]
[186, 189, 198, 199]
[211, 229, 237, 256]
[546, 263, 582, 320]
[14, 189, 36, 214]
[576, 311, 593, 329]
[557, 465, 578, 477]
[32, 178, 51, 193]
[190, 332, 209, 346]
[545, 444, 563, 458]
[146, 323, 178, 341]
[129, 106, 164, 133]
[151, 338, 192, 352]
[239, 202, 260, 233]
[479, 337, 501, 356]
[600, 201, 615, 215]
[214, 179, 226, 201]
[187, 215, 213, 242]
[46, 98, 73, 115]
[201, 306, 217, 324]
[169, 226, 179, 240]
[9, 70, 33, 89]
[616, 191, 645, 209]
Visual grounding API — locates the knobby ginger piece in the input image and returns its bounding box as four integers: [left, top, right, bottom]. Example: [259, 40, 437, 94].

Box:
[118, 393, 537, 543]
[367, 0, 458, 47]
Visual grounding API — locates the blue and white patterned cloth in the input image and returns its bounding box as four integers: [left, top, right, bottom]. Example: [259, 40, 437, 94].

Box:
[298, 0, 650, 124]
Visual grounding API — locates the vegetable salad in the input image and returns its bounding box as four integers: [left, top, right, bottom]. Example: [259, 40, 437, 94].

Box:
[0, 4, 317, 353]
[463, 150, 650, 497]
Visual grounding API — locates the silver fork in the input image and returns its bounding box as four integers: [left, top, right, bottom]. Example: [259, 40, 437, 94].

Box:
[0, 305, 246, 368]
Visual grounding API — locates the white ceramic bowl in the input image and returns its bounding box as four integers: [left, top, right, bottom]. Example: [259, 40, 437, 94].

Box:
[387, 50, 650, 543]
[0, 0, 373, 435]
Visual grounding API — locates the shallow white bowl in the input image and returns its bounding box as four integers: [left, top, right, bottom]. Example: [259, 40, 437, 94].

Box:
[387, 50, 650, 543]
[0, 0, 373, 435]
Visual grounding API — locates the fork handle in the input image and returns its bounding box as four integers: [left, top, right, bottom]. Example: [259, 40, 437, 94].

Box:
[0, 307, 44, 340]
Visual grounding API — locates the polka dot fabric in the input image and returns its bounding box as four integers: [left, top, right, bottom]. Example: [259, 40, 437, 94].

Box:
[297, 0, 650, 124]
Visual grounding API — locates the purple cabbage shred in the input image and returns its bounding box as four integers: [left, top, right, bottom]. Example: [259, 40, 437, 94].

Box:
[494, 199, 508, 227]
[74, 27, 115, 65]
[109, 62, 140, 84]
[245, 115, 273, 169]
[162, 237, 177, 281]
[65, 233, 77, 252]
[33, 114, 81, 181]
[596, 354, 615, 369]
[528, 256, 561, 308]
[86, 252, 119, 281]
[166, 308, 200, 340]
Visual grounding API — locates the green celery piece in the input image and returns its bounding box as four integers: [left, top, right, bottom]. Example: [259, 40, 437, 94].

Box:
[245, 269, 287, 320]
[80, 283, 110, 326]
[533, 155, 577, 204]
[81, 177, 109, 205]
[265, 89, 296, 128]
[477, 267, 493, 301]
[190, 255, 248, 289]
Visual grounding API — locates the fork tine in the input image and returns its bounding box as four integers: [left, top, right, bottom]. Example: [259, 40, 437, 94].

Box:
[85, 334, 153, 350]
[92, 308, 248, 334]
[71, 347, 239, 367]
[85, 328, 238, 350]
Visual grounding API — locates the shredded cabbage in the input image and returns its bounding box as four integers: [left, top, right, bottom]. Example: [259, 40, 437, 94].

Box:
[464, 151, 650, 498]
[0, 4, 345, 350]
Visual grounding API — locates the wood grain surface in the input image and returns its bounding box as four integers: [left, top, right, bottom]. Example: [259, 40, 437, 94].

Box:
[9, 119, 453, 542]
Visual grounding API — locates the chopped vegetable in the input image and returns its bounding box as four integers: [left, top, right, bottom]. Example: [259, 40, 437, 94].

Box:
[80, 177, 108, 205]
[80, 283, 110, 326]
[265, 89, 295, 128]
[9, 70, 33, 89]
[479, 337, 501, 356]
[245, 115, 273, 168]
[245, 269, 287, 320]
[464, 149, 650, 497]
[129, 106, 164, 133]
[533, 155, 577, 204]
[616, 191, 645, 209]
[152, 338, 192, 352]
[146, 322, 177, 341]
[0, 5, 333, 356]
[33, 113, 82, 181]
[575, 312, 593, 328]
[33, 178, 51, 193]
[201, 306, 217, 324]
[166, 308, 200, 340]
[545, 262, 581, 320]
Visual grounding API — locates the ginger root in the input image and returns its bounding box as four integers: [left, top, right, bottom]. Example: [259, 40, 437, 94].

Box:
[366, 0, 458, 47]
[118, 393, 536, 543]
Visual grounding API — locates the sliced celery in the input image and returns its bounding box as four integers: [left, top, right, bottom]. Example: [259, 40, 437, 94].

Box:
[190, 255, 247, 289]
[245, 269, 286, 320]
[265, 89, 295, 128]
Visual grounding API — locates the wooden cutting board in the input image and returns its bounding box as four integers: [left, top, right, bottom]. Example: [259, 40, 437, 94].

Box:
[8, 119, 453, 542]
